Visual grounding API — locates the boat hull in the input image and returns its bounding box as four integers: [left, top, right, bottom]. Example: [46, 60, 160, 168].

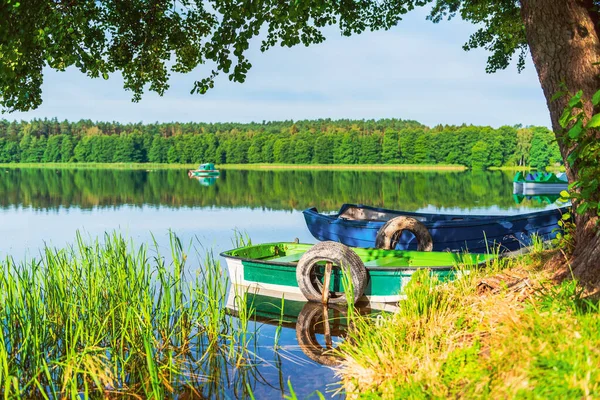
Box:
[223, 250, 465, 303]
[513, 172, 568, 195]
[520, 182, 568, 195]
[303, 204, 568, 253]
[189, 170, 220, 177]
[226, 284, 400, 314]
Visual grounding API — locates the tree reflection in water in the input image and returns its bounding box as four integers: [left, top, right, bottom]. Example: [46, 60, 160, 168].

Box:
[0, 168, 555, 212]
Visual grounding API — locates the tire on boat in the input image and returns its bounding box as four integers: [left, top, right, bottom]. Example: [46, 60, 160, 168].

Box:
[375, 216, 433, 251]
[296, 241, 367, 305]
[296, 302, 346, 366]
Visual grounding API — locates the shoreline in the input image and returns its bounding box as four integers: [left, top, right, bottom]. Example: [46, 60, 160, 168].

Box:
[0, 162, 468, 171]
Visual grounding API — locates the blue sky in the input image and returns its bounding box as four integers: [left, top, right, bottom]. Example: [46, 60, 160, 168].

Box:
[8, 8, 551, 128]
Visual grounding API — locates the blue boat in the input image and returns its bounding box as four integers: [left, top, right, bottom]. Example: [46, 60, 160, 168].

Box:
[302, 204, 569, 253]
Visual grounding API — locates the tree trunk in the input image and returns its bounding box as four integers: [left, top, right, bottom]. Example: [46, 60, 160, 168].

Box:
[520, 0, 600, 286]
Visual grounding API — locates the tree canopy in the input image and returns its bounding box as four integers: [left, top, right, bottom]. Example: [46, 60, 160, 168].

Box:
[2, 0, 529, 112]
[0, 118, 560, 168]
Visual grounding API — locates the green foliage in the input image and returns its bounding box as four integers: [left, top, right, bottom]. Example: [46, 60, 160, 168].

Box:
[60, 135, 74, 162]
[0, 231, 259, 398]
[313, 135, 333, 164]
[148, 136, 168, 163]
[382, 130, 400, 164]
[358, 134, 382, 164]
[470, 140, 491, 169]
[43, 134, 62, 162]
[0, 118, 559, 168]
[529, 127, 562, 170]
[334, 132, 358, 164]
[413, 133, 431, 164]
[553, 208, 576, 256]
[557, 89, 600, 217]
[1, 1, 528, 112]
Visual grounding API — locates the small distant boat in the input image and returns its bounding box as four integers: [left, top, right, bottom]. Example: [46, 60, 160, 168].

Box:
[513, 171, 568, 195]
[221, 241, 494, 304]
[188, 163, 220, 177]
[303, 203, 568, 253]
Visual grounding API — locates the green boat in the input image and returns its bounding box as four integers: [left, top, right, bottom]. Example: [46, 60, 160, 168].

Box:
[188, 163, 220, 177]
[221, 241, 495, 304]
[513, 171, 568, 195]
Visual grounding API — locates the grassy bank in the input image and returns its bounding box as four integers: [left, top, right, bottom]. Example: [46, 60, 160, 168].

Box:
[488, 165, 534, 171]
[218, 163, 467, 171]
[336, 248, 600, 399]
[0, 162, 198, 170]
[0, 162, 468, 171]
[0, 232, 258, 398]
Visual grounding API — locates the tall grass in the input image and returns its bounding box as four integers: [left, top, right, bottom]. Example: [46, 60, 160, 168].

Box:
[0, 232, 256, 398]
[335, 252, 600, 399]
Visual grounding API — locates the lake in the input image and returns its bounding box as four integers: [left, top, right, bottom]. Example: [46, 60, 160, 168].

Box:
[0, 168, 560, 398]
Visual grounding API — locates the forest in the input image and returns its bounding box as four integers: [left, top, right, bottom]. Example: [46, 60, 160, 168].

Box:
[0, 118, 561, 169]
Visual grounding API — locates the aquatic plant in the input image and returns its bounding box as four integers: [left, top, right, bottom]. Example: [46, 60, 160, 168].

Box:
[0, 232, 257, 398]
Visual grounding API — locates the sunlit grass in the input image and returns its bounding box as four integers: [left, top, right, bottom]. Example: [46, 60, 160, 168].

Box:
[0, 162, 468, 171]
[0, 232, 257, 398]
[219, 163, 467, 171]
[335, 251, 600, 399]
[0, 162, 198, 170]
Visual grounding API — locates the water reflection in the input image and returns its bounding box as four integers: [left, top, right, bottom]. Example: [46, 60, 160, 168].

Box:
[0, 168, 557, 212]
[513, 194, 561, 205]
[295, 302, 348, 366]
[227, 285, 392, 370]
[191, 176, 219, 187]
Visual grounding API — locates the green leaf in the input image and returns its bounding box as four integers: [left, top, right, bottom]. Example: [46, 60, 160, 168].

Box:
[568, 90, 583, 108]
[101, 72, 109, 80]
[568, 120, 583, 138]
[551, 91, 567, 102]
[567, 151, 579, 165]
[577, 202, 590, 215]
[559, 108, 573, 128]
[560, 190, 570, 198]
[561, 212, 571, 220]
[593, 90, 600, 106]
[568, 181, 580, 190]
[586, 113, 600, 128]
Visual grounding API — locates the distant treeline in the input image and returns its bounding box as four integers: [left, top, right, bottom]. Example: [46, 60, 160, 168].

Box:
[0, 119, 561, 169]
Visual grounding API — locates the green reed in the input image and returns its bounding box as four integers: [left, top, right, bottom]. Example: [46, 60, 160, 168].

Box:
[0, 232, 255, 399]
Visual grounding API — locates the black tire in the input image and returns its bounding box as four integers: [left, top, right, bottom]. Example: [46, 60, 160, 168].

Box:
[375, 216, 433, 251]
[296, 302, 346, 366]
[296, 241, 367, 304]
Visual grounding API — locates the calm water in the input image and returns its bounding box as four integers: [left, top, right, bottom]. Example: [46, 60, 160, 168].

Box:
[0, 168, 560, 398]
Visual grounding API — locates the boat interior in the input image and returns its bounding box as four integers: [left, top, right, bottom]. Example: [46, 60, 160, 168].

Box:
[337, 206, 480, 223]
[223, 243, 493, 268]
[338, 206, 422, 222]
